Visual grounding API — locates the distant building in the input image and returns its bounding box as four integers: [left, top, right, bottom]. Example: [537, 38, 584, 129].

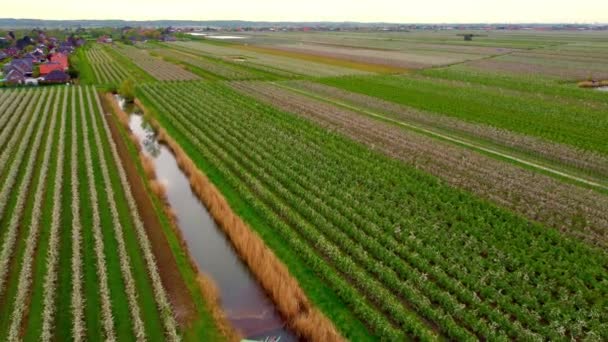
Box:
[24, 52, 41, 63]
[5, 47, 19, 57]
[49, 53, 68, 70]
[39, 62, 64, 76]
[0, 51, 7, 61]
[57, 42, 74, 54]
[5, 59, 33, 76]
[42, 69, 70, 84]
[97, 36, 113, 44]
[5, 69, 26, 85]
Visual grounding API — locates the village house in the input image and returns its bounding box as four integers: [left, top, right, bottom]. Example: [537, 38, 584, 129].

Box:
[50, 52, 68, 69]
[42, 69, 70, 84]
[4, 68, 26, 85]
[5, 47, 19, 57]
[0, 51, 7, 61]
[24, 52, 41, 63]
[97, 35, 113, 44]
[4, 58, 33, 76]
[39, 62, 64, 76]
[38, 52, 69, 76]
[57, 42, 74, 54]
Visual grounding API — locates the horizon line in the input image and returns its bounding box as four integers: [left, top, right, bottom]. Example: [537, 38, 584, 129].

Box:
[1, 18, 607, 26]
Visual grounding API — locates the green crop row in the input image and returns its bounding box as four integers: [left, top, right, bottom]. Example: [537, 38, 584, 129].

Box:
[319, 73, 608, 154]
[0, 86, 178, 341]
[139, 81, 608, 341]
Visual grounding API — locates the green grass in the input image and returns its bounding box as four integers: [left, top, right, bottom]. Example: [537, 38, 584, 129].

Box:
[71, 45, 97, 85]
[320, 73, 608, 154]
[422, 65, 608, 100]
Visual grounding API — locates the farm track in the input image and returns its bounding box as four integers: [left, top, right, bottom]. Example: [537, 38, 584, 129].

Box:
[0, 86, 180, 342]
[139, 81, 608, 341]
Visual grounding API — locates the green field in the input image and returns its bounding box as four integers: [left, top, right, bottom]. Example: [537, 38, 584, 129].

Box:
[0, 86, 182, 340]
[319, 71, 608, 154]
[137, 80, 608, 341]
[4, 29, 608, 342]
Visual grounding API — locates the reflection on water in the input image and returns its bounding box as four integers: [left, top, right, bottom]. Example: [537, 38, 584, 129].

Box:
[123, 99, 296, 341]
[597, 86, 608, 92]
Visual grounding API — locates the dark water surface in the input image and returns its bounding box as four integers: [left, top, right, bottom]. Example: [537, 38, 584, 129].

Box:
[123, 98, 296, 341]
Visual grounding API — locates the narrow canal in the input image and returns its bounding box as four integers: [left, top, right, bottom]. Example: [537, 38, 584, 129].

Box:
[120, 98, 297, 341]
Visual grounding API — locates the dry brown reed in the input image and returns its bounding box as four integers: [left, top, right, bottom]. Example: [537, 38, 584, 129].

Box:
[135, 98, 344, 342]
[578, 80, 608, 88]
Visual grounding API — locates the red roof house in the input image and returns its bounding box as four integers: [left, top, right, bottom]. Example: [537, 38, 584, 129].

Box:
[49, 53, 68, 70]
[39, 62, 64, 76]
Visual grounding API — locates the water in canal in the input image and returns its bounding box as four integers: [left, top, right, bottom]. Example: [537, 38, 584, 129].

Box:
[121, 98, 297, 341]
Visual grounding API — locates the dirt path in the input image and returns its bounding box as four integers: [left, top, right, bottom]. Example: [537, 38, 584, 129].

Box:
[101, 95, 197, 327]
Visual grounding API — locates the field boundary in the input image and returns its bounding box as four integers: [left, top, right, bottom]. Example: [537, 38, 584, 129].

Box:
[274, 82, 608, 191]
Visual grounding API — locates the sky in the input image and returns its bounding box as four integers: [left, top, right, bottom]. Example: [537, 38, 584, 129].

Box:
[3, 0, 608, 23]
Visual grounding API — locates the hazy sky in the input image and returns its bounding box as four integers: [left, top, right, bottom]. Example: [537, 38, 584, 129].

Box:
[4, 0, 608, 23]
